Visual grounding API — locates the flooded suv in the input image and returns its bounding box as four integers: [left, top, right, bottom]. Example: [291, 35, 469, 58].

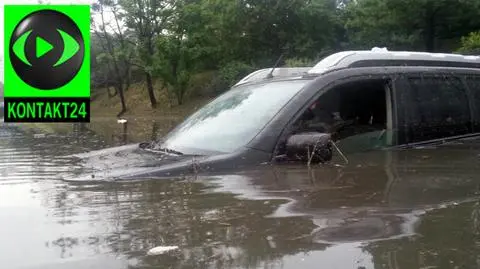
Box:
[66, 48, 480, 181]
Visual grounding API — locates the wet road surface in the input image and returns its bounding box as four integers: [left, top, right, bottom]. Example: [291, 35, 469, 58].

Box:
[1, 118, 480, 269]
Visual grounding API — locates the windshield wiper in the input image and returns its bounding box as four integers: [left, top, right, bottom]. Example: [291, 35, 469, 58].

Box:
[139, 141, 184, 155]
[155, 147, 184, 156]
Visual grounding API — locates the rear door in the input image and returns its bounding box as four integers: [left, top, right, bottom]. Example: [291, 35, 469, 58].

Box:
[398, 72, 473, 144]
[464, 74, 480, 133]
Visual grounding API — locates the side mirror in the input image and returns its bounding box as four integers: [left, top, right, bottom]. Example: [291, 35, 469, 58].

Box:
[285, 132, 333, 164]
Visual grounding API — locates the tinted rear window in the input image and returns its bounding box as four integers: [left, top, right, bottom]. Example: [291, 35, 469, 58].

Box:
[404, 75, 472, 143]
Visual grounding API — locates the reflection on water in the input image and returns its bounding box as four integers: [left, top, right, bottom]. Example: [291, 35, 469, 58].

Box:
[1, 119, 480, 269]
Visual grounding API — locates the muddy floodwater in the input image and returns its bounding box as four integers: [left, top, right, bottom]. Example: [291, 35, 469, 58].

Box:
[2, 117, 480, 269]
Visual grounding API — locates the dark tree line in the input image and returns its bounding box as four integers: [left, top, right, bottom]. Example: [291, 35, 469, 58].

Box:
[90, 0, 480, 115]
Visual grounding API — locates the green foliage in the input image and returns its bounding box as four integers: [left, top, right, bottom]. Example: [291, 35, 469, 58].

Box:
[217, 61, 255, 89]
[292, 0, 344, 58]
[344, 0, 480, 52]
[154, 34, 199, 105]
[91, 0, 480, 108]
[344, 0, 419, 50]
[457, 32, 480, 55]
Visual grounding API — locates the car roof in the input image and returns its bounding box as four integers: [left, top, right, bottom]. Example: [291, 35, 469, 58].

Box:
[307, 48, 480, 74]
[234, 48, 480, 87]
[232, 73, 314, 88]
[233, 67, 312, 87]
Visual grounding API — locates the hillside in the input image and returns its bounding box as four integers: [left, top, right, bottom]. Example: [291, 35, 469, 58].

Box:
[90, 82, 212, 119]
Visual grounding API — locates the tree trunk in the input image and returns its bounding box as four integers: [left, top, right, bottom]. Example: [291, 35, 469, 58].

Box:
[124, 68, 131, 91]
[161, 81, 173, 108]
[424, 21, 435, 52]
[176, 84, 185, 106]
[145, 72, 157, 108]
[117, 82, 127, 117]
[424, 2, 436, 52]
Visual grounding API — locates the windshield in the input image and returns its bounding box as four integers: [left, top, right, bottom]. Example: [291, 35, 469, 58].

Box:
[159, 80, 309, 154]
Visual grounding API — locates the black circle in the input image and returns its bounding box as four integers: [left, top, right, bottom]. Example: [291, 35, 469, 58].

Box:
[9, 9, 85, 90]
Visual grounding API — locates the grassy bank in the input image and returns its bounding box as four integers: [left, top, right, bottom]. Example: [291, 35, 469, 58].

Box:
[17, 81, 214, 143]
[90, 81, 213, 119]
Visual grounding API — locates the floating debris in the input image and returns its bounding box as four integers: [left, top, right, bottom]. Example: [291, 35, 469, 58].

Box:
[146, 246, 179, 256]
[117, 119, 127, 124]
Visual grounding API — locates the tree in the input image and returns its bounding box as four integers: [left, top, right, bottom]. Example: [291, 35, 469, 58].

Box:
[177, 0, 251, 68]
[119, 0, 177, 108]
[91, 0, 135, 116]
[344, 0, 480, 52]
[154, 26, 198, 105]
[291, 0, 345, 59]
[457, 32, 480, 55]
[177, 0, 341, 67]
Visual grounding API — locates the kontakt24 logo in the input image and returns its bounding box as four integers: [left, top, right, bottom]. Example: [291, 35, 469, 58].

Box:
[4, 4, 90, 123]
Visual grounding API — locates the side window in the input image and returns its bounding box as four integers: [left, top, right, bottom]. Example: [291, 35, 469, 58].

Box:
[405, 75, 472, 143]
[465, 75, 480, 132]
[283, 78, 391, 154]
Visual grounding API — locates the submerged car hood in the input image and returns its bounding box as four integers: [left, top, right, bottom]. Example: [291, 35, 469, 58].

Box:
[62, 143, 204, 182]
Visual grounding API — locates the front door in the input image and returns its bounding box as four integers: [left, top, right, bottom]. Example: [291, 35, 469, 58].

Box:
[273, 74, 397, 164]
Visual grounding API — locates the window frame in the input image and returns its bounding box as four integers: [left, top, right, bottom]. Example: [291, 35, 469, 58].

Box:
[272, 73, 398, 158]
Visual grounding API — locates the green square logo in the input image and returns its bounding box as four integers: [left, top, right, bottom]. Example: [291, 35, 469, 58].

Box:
[4, 5, 91, 122]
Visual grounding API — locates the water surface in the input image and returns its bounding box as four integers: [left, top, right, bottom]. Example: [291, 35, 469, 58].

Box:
[1, 118, 480, 269]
